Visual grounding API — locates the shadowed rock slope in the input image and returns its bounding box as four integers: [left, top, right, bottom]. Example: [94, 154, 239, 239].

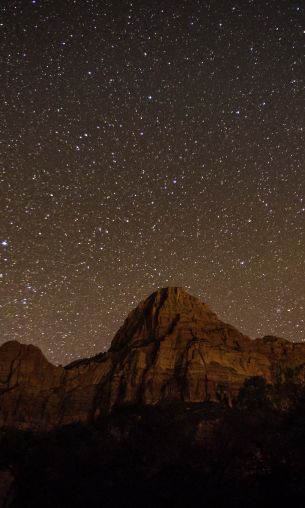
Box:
[1, 287, 305, 430]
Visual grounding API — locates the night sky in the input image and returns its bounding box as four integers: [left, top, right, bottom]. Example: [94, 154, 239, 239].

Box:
[1, 0, 304, 365]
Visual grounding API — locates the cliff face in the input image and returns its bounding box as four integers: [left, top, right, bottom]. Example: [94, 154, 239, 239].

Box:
[0, 287, 304, 430]
[0, 341, 64, 430]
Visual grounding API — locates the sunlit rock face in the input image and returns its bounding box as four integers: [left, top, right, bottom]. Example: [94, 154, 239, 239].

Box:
[0, 287, 304, 430]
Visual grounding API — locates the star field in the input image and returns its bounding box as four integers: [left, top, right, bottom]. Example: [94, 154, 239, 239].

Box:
[0, 0, 304, 364]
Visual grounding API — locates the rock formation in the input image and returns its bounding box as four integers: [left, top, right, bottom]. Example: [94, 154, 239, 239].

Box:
[0, 287, 304, 430]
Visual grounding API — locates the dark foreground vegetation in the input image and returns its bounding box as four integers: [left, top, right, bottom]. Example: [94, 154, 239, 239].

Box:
[1, 378, 305, 508]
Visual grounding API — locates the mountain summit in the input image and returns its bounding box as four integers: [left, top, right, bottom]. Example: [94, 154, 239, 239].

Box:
[0, 287, 304, 430]
[110, 287, 219, 351]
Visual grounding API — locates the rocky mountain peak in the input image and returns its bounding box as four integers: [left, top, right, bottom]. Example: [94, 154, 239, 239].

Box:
[110, 287, 219, 352]
[0, 288, 305, 430]
[150, 287, 218, 318]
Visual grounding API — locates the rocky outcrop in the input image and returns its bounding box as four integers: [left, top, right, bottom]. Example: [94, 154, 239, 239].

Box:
[0, 287, 304, 430]
[0, 341, 64, 430]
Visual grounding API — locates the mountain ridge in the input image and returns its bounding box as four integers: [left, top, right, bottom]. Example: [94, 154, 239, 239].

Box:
[0, 287, 304, 430]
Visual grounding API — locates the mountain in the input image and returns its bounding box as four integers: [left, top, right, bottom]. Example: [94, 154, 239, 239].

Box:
[0, 287, 305, 430]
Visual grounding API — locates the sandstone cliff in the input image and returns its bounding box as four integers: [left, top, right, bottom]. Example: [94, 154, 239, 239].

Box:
[0, 287, 304, 430]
